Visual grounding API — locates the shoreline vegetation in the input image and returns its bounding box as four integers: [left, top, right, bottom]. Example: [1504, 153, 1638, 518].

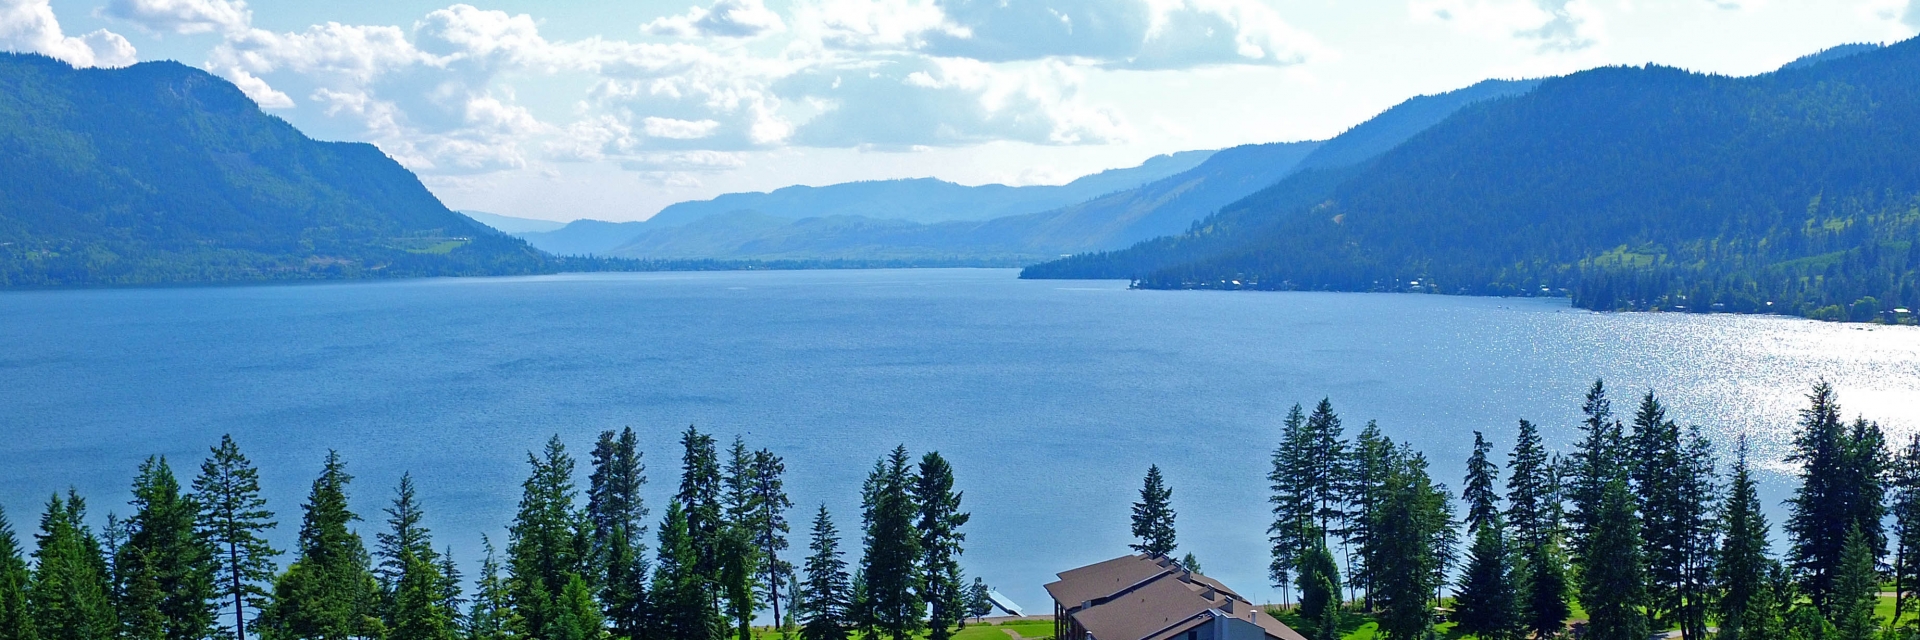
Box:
[5, 381, 1917, 640]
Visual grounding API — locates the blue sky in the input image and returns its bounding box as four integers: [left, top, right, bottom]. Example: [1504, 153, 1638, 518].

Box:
[5, 0, 1918, 221]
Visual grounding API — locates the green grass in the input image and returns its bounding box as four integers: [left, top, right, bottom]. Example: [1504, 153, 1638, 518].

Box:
[402, 239, 470, 255]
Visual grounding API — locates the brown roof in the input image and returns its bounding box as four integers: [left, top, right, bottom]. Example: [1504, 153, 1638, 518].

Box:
[1043, 554, 1172, 606]
[1046, 553, 1306, 640]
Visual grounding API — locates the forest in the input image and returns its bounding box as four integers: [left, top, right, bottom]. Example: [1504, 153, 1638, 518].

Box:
[1, 382, 1911, 640]
[0, 427, 983, 640]
[1022, 39, 1920, 324]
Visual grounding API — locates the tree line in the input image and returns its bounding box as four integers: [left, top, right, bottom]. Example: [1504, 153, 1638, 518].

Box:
[1127, 381, 1916, 640]
[0, 426, 993, 640]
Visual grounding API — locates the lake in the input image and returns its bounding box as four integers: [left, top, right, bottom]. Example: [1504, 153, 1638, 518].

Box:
[2, 268, 1917, 612]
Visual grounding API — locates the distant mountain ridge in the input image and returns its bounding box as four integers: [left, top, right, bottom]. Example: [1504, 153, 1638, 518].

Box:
[0, 53, 549, 287]
[516, 150, 1216, 256]
[1024, 38, 1920, 322]
[577, 78, 1540, 262]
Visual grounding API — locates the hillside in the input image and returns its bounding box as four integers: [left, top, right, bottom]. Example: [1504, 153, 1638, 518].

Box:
[1024, 41, 1920, 322]
[518, 150, 1215, 256]
[0, 53, 550, 287]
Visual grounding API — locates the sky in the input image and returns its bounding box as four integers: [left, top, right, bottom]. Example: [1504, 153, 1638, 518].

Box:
[3, 0, 1918, 222]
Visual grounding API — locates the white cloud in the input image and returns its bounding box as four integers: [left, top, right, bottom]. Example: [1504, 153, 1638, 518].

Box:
[644, 116, 723, 139]
[644, 0, 787, 39]
[1412, 0, 1598, 52]
[104, 0, 249, 35]
[1906, 0, 1920, 27]
[0, 0, 137, 67]
[798, 0, 965, 51]
[789, 56, 1129, 147]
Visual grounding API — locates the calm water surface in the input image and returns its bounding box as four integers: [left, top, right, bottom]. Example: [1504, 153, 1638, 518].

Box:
[2, 268, 1917, 609]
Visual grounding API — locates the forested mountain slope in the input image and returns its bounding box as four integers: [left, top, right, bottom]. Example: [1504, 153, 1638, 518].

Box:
[0, 53, 550, 287]
[1025, 40, 1920, 322]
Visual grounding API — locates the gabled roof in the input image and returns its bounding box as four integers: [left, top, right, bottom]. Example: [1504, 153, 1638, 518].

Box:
[1043, 554, 1173, 606]
[1045, 553, 1306, 640]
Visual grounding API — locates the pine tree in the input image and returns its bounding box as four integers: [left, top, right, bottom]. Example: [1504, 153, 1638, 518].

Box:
[390, 550, 456, 640]
[1718, 435, 1777, 640]
[1268, 404, 1312, 602]
[1370, 451, 1452, 640]
[1567, 379, 1623, 564]
[1829, 527, 1879, 640]
[193, 435, 279, 640]
[376, 473, 437, 623]
[1452, 515, 1520, 640]
[465, 536, 512, 640]
[507, 436, 592, 640]
[0, 505, 30, 640]
[747, 449, 793, 636]
[1463, 432, 1501, 533]
[798, 506, 852, 640]
[1579, 476, 1646, 640]
[677, 426, 725, 593]
[29, 491, 115, 640]
[653, 502, 721, 640]
[914, 452, 969, 640]
[587, 427, 649, 639]
[257, 451, 384, 640]
[117, 456, 219, 640]
[434, 548, 464, 633]
[1130, 465, 1176, 557]
[1893, 434, 1920, 625]
[1303, 399, 1350, 534]
[1296, 538, 1340, 626]
[720, 438, 763, 640]
[1787, 383, 1888, 614]
[1629, 393, 1718, 640]
[860, 447, 924, 640]
[1506, 419, 1567, 637]
[1340, 422, 1394, 610]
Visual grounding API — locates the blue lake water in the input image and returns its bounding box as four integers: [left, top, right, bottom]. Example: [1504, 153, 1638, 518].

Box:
[3, 268, 1919, 611]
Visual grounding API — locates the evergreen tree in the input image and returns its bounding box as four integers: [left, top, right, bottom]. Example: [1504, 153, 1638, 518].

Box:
[1463, 432, 1501, 533]
[1629, 393, 1719, 640]
[434, 549, 463, 633]
[747, 449, 793, 635]
[914, 452, 968, 640]
[1452, 515, 1520, 640]
[1268, 404, 1312, 602]
[1302, 399, 1350, 534]
[506, 436, 592, 640]
[859, 447, 923, 640]
[1787, 383, 1888, 613]
[0, 505, 30, 640]
[586, 427, 648, 639]
[1295, 537, 1340, 626]
[29, 491, 115, 640]
[257, 451, 384, 640]
[719, 438, 763, 640]
[1718, 435, 1777, 640]
[1371, 451, 1452, 640]
[390, 550, 456, 640]
[1130, 465, 1176, 557]
[465, 536, 512, 640]
[117, 456, 219, 640]
[1893, 434, 1920, 625]
[193, 435, 279, 640]
[1340, 422, 1394, 610]
[1505, 419, 1568, 637]
[652, 502, 721, 640]
[798, 506, 851, 640]
[1579, 476, 1646, 640]
[1180, 553, 1201, 575]
[676, 427, 725, 593]
[376, 473, 437, 622]
[1829, 527, 1879, 640]
[966, 578, 991, 621]
[1567, 380, 1624, 563]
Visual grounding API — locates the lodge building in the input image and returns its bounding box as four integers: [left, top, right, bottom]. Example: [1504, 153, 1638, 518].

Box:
[1044, 554, 1306, 640]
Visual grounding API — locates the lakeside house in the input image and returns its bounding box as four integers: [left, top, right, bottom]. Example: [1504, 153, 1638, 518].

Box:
[1044, 554, 1306, 640]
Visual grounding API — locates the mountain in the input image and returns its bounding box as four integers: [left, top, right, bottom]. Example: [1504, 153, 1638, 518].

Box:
[516, 149, 1216, 256]
[644, 150, 1215, 227]
[1025, 39, 1920, 323]
[0, 53, 550, 287]
[593, 78, 1540, 262]
[461, 210, 567, 234]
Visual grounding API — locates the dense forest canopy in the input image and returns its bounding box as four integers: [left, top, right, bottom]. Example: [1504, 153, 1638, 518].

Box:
[0, 53, 552, 287]
[1024, 39, 1920, 323]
